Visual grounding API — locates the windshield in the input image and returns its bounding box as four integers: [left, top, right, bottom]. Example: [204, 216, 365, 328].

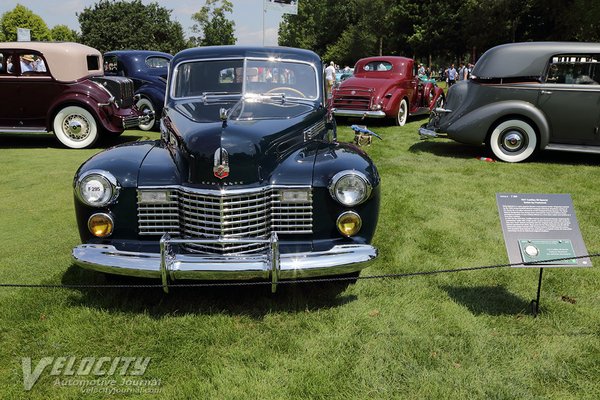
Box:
[172, 57, 319, 100]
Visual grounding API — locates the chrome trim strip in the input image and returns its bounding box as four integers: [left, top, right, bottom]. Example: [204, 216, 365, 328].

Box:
[332, 109, 386, 118]
[0, 127, 48, 133]
[139, 184, 311, 196]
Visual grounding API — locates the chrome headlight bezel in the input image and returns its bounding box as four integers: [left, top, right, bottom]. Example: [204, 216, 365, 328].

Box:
[75, 170, 120, 207]
[328, 170, 372, 206]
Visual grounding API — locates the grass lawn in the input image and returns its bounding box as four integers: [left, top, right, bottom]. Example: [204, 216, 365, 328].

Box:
[1, 119, 599, 399]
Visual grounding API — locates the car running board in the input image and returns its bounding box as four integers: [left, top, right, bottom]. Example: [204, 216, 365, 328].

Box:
[545, 143, 600, 154]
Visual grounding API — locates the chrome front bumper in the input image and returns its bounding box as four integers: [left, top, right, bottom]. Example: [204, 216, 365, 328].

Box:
[332, 109, 386, 118]
[72, 233, 378, 293]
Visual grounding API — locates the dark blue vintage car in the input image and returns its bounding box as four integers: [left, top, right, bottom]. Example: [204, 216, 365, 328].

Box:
[72, 46, 380, 292]
[104, 50, 172, 131]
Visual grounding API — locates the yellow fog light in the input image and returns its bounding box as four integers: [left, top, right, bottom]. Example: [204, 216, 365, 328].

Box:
[336, 211, 362, 237]
[88, 213, 114, 237]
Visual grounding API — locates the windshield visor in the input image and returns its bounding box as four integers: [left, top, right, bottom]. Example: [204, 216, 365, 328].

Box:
[171, 57, 319, 100]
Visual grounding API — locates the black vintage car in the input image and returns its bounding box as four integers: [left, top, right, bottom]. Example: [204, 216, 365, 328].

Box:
[72, 46, 380, 292]
[104, 50, 172, 131]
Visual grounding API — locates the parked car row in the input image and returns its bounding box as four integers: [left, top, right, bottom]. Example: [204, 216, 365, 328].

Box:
[5, 40, 599, 291]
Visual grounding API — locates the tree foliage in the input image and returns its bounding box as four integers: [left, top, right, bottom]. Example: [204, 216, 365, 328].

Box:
[279, 0, 600, 68]
[0, 4, 51, 41]
[190, 0, 236, 47]
[50, 24, 78, 42]
[78, 0, 186, 54]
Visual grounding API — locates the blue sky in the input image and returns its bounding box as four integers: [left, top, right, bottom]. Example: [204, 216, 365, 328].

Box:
[0, 0, 285, 45]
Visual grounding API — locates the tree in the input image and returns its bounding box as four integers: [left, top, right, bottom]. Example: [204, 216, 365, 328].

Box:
[50, 24, 78, 42]
[78, 0, 186, 54]
[0, 4, 51, 41]
[190, 0, 236, 47]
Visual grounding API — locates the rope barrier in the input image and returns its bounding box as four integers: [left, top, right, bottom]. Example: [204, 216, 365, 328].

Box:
[0, 253, 596, 290]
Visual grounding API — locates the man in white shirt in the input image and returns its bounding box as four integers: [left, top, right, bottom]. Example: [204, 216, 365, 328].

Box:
[325, 61, 336, 98]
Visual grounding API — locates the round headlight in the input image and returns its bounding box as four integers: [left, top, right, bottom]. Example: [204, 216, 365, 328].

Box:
[329, 171, 371, 206]
[76, 170, 119, 207]
[337, 211, 362, 237]
[88, 213, 114, 237]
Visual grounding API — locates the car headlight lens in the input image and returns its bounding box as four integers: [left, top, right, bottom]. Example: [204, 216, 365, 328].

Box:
[329, 171, 371, 206]
[337, 211, 362, 237]
[88, 213, 114, 237]
[76, 170, 120, 207]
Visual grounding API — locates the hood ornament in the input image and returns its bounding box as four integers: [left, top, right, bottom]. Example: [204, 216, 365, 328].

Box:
[213, 148, 230, 179]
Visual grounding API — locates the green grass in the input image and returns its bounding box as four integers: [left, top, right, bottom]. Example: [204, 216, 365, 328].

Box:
[1, 121, 600, 399]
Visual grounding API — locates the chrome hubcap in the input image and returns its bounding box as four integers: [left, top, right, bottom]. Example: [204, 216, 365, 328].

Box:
[501, 130, 525, 152]
[63, 115, 90, 141]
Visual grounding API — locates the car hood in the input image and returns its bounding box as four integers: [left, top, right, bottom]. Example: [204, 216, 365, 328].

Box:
[165, 99, 321, 184]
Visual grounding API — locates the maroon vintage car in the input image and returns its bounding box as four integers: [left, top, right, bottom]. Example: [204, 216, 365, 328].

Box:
[0, 42, 152, 148]
[332, 56, 444, 126]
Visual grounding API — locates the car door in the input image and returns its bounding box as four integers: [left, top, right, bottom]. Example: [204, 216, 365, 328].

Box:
[537, 54, 600, 145]
[0, 50, 26, 127]
[1, 51, 59, 129]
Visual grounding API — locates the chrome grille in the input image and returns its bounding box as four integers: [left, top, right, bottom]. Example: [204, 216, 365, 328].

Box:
[137, 187, 312, 254]
[137, 190, 179, 235]
[333, 87, 373, 110]
[303, 119, 326, 141]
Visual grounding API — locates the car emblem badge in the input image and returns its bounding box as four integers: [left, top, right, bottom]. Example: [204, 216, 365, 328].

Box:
[351, 90, 356, 95]
[213, 148, 230, 179]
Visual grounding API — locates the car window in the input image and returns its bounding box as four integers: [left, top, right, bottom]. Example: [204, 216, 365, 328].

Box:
[363, 61, 393, 72]
[87, 55, 100, 71]
[17, 53, 48, 75]
[104, 55, 118, 74]
[546, 55, 600, 85]
[0, 51, 13, 75]
[146, 56, 169, 68]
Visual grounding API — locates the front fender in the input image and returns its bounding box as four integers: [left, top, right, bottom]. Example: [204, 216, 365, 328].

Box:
[311, 142, 380, 247]
[447, 100, 550, 147]
[74, 141, 158, 242]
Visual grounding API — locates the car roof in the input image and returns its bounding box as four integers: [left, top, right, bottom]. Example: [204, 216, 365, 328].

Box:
[172, 45, 321, 66]
[356, 56, 413, 65]
[104, 50, 172, 58]
[0, 41, 102, 81]
[472, 42, 600, 78]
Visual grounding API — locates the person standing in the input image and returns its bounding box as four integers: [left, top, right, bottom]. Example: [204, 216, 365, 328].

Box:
[447, 63, 457, 87]
[325, 61, 336, 97]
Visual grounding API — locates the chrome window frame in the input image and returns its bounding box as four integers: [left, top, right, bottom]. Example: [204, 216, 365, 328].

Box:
[169, 56, 320, 101]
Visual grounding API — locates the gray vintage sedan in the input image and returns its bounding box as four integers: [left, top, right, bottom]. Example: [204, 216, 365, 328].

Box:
[419, 42, 600, 162]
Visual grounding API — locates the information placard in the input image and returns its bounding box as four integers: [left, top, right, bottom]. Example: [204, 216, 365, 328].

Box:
[496, 193, 592, 268]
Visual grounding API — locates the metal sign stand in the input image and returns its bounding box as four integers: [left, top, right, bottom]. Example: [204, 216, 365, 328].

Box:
[530, 268, 544, 317]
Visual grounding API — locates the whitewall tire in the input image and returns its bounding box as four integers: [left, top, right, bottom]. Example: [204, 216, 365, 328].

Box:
[53, 106, 98, 149]
[396, 99, 408, 126]
[136, 97, 156, 131]
[488, 119, 537, 163]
